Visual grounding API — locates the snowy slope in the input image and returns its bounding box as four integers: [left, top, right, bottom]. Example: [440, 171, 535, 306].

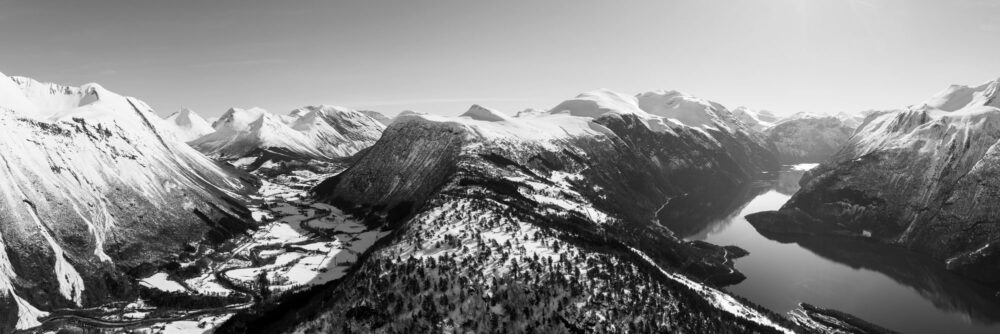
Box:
[921, 79, 1000, 112]
[191, 105, 385, 162]
[288, 105, 385, 158]
[635, 90, 740, 130]
[162, 108, 214, 142]
[0, 73, 255, 331]
[749, 77, 1000, 284]
[732, 106, 777, 131]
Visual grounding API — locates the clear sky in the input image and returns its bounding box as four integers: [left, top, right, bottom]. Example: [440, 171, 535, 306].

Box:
[2, 0, 999, 118]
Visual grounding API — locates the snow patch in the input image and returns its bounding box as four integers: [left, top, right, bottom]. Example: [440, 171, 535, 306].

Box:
[790, 163, 820, 171]
[140, 272, 188, 293]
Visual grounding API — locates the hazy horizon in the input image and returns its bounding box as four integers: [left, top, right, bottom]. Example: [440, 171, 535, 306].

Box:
[3, 0, 1000, 118]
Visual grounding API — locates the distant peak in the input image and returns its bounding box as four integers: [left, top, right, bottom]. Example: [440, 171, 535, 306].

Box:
[397, 110, 426, 117]
[466, 104, 490, 113]
[637, 89, 687, 98]
[290, 105, 356, 118]
[461, 104, 511, 122]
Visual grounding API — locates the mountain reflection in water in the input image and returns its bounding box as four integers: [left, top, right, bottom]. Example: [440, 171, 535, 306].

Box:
[657, 166, 1000, 334]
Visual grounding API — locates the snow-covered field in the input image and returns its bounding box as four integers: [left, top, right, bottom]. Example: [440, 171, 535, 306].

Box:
[116, 170, 390, 332]
[179, 174, 387, 296]
[140, 273, 188, 293]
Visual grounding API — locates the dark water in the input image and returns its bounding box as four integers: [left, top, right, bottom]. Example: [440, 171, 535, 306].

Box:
[661, 167, 1000, 334]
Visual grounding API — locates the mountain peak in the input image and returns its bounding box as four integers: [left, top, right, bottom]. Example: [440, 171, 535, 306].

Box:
[163, 107, 213, 142]
[922, 77, 1000, 112]
[170, 107, 196, 124]
[549, 89, 644, 119]
[214, 107, 267, 129]
[461, 104, 511, 122]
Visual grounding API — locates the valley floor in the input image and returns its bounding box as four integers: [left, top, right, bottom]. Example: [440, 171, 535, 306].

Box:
[33, 168, 392, 333]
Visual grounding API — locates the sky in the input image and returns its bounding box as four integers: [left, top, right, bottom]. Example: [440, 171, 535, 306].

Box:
[1, 0, 999, 119]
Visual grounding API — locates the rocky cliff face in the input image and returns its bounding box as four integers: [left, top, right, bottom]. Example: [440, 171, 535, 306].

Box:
[218, 91, 791, 333]
[0, 74, 256, 332]
[747, 78, 1000, 284]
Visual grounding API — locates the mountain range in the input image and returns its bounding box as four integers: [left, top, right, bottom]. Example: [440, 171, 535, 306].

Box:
[5, 70, 988, 334]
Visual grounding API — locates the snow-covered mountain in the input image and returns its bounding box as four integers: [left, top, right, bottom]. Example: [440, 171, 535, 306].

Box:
[218, 90, 789, 332]
[190, 105, 385, 164]
[194, 107, 327, 161]
[288, 105, 386, 158]
[162, 107, 214, 142]
[0, 73, 256, 331]
[732, 106, 778, 131]
[748, 77, 1000, 284]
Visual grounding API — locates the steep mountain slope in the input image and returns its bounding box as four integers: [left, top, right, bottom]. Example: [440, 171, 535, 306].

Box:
[747, 77, 1000, 284]
[765, 114, 856, 163]
[191, 106, 385, 164]
[0, 74, 256, 332]
[162, 107, 214, 142]
[218, 90, 788, 333]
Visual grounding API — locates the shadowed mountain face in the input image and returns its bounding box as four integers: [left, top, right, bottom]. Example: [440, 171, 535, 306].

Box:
[657, 181, 769, 239]
[747, 78, 1000, 285]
